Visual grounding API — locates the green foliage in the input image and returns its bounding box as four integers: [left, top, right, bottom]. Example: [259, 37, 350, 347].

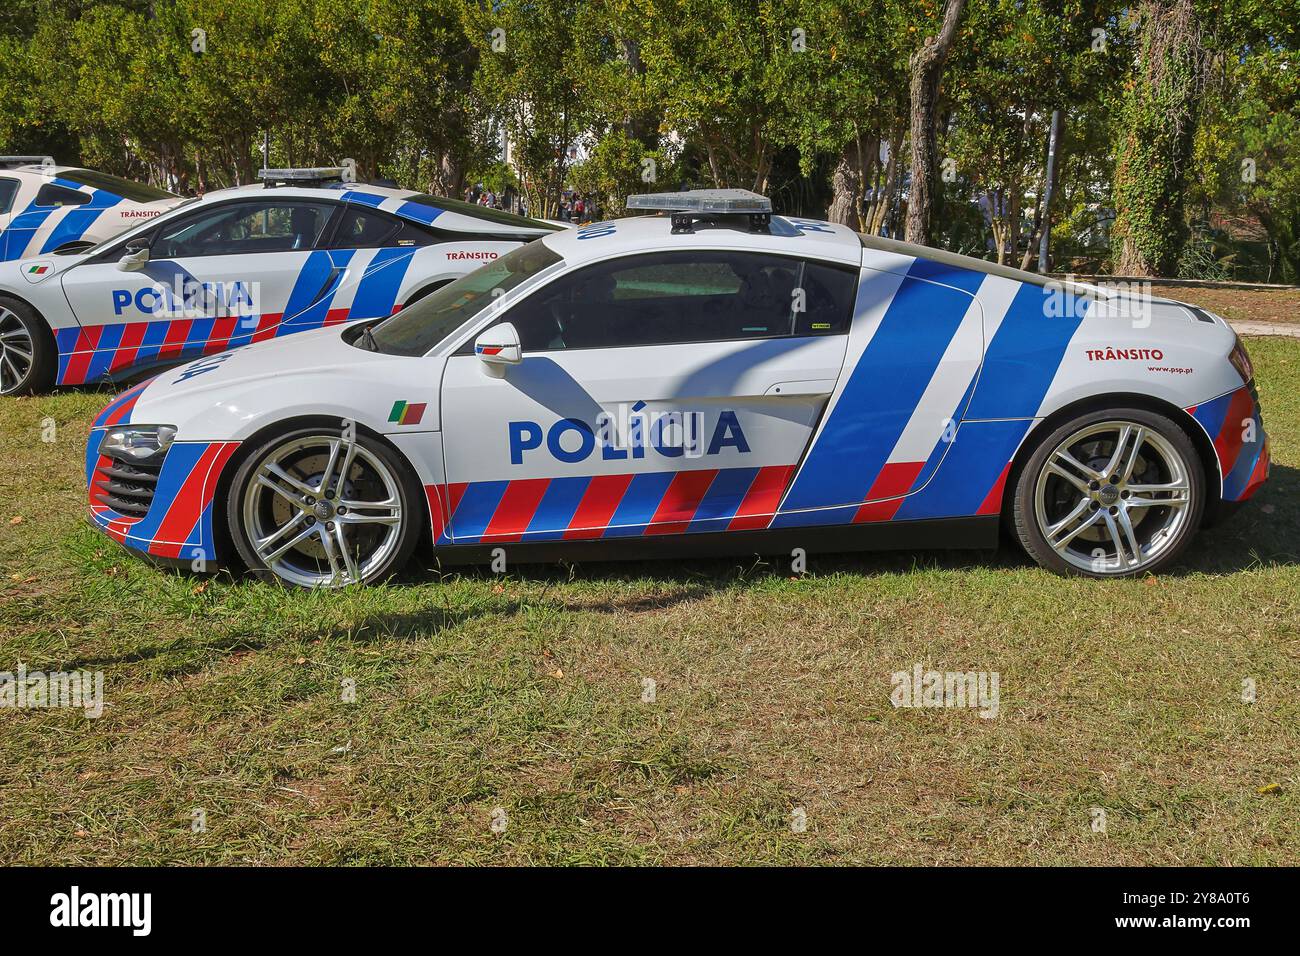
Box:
[0, 0, 1296, 281]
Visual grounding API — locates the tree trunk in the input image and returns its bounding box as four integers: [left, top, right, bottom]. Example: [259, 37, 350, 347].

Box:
[1111, 0, 1207, 276]
[827, 130, 875, 230]
[904, 0, 967, 246]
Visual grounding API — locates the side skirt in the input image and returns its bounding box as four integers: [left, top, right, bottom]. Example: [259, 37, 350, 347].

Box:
[429, 515, 1000, 567]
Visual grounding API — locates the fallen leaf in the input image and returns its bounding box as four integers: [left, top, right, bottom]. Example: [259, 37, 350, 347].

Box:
[8, 515, 22, 525]
[550, 668, 564, 679]
[492, 583, 505, 594]
[1258, 783, 1282, 795]
[295, 657, 308, 665]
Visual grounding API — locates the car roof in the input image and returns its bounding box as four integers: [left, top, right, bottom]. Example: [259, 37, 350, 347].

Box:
[540, 213, 864, 266]
[197, 182, 555, 237]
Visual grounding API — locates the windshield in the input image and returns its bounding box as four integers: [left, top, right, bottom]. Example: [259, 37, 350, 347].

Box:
[369, 240, 564, 356]
[59, 169, 179, 203]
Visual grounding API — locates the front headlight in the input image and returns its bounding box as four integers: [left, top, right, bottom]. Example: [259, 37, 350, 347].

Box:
[99, 425, 177, 461]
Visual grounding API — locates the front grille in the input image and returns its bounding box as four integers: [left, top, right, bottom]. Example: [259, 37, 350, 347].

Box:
[92, 452, 162, 517]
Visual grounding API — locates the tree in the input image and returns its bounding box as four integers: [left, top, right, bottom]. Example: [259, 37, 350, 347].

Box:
[1110, 0, 1209, 276]
[904, 0, 965, 245]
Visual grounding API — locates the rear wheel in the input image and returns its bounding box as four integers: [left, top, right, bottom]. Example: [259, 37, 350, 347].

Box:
[0, 299, 54, 395]
[227, 426, 423, 587]
[1013, 408, 1205, 577]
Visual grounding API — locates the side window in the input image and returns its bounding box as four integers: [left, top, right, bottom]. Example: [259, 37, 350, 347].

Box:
[497, 250, 857, 352]
[0, 177, 18, 214]
[331, 206, 435, 248]
[152, 200, 335, 257]
[35, 183, 91, 207]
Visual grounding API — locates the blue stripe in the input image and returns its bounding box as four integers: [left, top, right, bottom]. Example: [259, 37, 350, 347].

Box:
[393, 200, 444, 225]
[448, 480, 509, 542]
[685, 467, 756, 533]
[780, 260, 980, 513]
[38, 191, 123, 253]
[604, 472, 675, 537]
[127, 442, 210, 542]
[893, 419, 1031, 520]
[769, 503, 860, 529]
[964, 283, 1090, 420]
[349, 248, 414, 318]
[183, 317, 216, 352]
[341, 190, 388, 208]
[280, 251, 340, 328]
[519, 476, 591, 540]
[0, 203, 56, 260]
[84, 324, 126, 383]
[1190, 391, 1231, 440]
[906, 257, 987, 294]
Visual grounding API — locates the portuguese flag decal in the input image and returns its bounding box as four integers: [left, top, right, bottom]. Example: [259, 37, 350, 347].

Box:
[26, 264, 50, 276]
[388, 400, 427, 426]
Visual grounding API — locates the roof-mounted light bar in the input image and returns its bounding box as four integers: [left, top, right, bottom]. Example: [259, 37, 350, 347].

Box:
[0, 156, 54, 169]
[626, 188, 772, 234]
[258, 167, 347, 189]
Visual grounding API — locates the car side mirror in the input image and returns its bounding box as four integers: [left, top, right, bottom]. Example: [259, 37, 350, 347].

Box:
[117, 240, 150, 272]
[474, 322, 522, 374]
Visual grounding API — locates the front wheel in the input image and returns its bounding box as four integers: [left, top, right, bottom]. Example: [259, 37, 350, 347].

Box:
[227, 426, 423, 587]
[0, 299, 55, 396]
[1012, 408, 1205, 577]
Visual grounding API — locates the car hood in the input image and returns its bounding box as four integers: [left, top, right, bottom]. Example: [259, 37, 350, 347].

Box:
[131, 324, 443, 441]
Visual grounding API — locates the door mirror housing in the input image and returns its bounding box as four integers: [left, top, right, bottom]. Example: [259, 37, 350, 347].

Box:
[117, 240, 150, 272]
[474, 322, 522, 370]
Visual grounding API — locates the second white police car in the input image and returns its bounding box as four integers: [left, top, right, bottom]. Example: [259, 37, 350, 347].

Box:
[84, 190, 1269, 585]
[0, 167, 558, 395]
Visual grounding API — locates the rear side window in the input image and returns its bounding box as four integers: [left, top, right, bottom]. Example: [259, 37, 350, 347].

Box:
[35, 184, 91, 207]
[0, 177, 17, 214]
[331, 206, 435, 248]
[498, 250, 857, 352]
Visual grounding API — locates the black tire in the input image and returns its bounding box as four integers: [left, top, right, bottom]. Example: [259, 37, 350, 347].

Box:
[0, 297, 55, 396]
[226, 425, 424, 587]
[1012, 407, 1205, 577]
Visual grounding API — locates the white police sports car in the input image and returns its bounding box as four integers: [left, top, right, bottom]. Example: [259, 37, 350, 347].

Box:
[85, 190, 1269, 585]
[1, 168, 558, 395]
[0, 157, 183, 265]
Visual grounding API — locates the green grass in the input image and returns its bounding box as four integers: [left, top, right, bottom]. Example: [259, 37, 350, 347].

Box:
[1, 337, 1298, 865]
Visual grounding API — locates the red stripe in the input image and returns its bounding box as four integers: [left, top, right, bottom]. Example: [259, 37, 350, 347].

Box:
[425, 485, 451, 541]
[157, 318, 193, 359]
[206, 315, 239, 353]
[1213, 388, 1255, 476]
[728, 464, 795, 531]
[150, 443, 238, 556]
[251, 313, 282, 343]
[446, 482, 468, 518]
[565, 473, 634, 539]
[853, 460, 926, 523]
[62, 325, 104, 385]
[645, 469, 718, 535]
[976, 462, 1012, 516]
[109, 322, 149, 371]
[481, 478, 551, 542]
[324, 307, 351, 326]
[103, 392, 142, 428]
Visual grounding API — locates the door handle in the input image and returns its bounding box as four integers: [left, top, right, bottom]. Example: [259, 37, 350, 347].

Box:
[764, 379, 837, 397]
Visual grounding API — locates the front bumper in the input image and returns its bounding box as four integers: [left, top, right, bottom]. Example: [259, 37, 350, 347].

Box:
[85, 387, 239, 563]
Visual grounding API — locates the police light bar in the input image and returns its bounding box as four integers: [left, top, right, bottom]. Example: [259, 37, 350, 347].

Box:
[626, 188, 771, 215]
[258, 167, 347, 188]
[0, 156, 54, 168]
[627, 188, 772, 234]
